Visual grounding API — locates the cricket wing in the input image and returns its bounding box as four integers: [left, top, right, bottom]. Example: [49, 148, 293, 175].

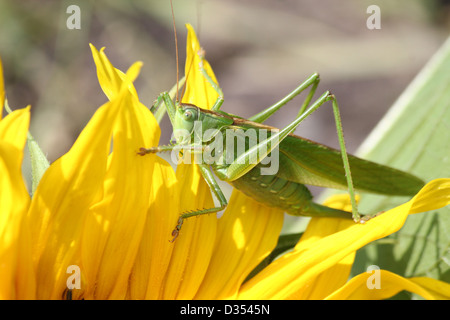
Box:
[276, 135, 425, 196]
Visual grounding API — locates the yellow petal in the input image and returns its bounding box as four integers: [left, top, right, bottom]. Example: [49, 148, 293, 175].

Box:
[409, 277, 450, 300]
[291, 220, 355, 299]
[90, 44, 141, 100]
[238, 179, 450, 299]
[195, 190, 284, 299]
[0, 107, 33, 299]
[0, 107, 31, 160]
[161, 163, 217, 299]
[326, 270, 441, 300]
[128, 157, 180, 300]
[410, 178, 450, 214]
[290, 194, 357, 299]
[80, 54, 159, 299]
[28, 96, 120, 299]
[181, 24, 219, 108]
[294, 194, 357, 253]
[84, 97, 157, 299]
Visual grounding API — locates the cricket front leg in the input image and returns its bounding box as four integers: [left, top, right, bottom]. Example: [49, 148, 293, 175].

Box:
[137, 145, 177, 155]
[149, 75, 186, 124]
[138, 144, 206, 157]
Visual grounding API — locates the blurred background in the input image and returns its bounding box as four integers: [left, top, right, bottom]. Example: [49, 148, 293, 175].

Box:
[0, 0, 449, 176]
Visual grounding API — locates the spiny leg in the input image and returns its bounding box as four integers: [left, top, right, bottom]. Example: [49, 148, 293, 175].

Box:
[289, 93, 359, 222]
[138, 144, 176, 155]
[138, 144, 226, 241]
[327, 94, 359, 222]
[148, 91, 180, 126]
[149, 93, 164, 115]
[297, 75, 320, 117]
[137, 144, 206, 161]
[171, 163, 228, 241]
[248, 73, 321, 124]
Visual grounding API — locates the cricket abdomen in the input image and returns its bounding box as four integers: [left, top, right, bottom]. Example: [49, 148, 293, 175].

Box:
[228, 166, 353, 219]
[229, 167, 311, 214]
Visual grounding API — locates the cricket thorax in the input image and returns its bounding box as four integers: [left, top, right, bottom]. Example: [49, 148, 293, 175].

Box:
[199, 123, 279, 179]
[173, 104, 233, 145]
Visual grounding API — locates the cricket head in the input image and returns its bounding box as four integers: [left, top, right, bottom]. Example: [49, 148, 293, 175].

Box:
[172, 103, 233, 145]
[173, 103, 199, 144]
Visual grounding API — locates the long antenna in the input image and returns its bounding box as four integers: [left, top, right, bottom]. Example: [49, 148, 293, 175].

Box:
[170, 0, 179, 102]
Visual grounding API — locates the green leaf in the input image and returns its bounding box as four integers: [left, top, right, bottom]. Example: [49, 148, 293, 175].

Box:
[4, 100, 50, 195]
[348, 37, 450, 288]
[27, 131, 49, 195]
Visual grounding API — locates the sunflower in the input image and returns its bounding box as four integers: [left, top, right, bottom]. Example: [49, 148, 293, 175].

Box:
[0, 24, 449, 300]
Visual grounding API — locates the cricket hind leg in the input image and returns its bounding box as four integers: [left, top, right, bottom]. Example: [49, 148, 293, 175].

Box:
[248, 89, 360, 222]
[248, 73, 321, 124]
[289, 201, 354, 219]
[275, 89, 360, 223]
[291, 200, 377, 222]
[326, 94, 359, 222]
[290, 91, 360, 222]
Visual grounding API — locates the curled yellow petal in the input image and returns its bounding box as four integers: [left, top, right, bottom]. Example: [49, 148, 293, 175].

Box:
[325, 270, 447, 300]
[410, 178, 450, 214]
[409, 277, 450, 300]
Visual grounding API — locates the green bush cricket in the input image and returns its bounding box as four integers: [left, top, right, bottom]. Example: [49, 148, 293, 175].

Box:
[140, 57, 424, 242]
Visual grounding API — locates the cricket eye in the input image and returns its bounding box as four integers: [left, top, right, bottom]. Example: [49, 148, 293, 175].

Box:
[183, 110, 193, 121]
